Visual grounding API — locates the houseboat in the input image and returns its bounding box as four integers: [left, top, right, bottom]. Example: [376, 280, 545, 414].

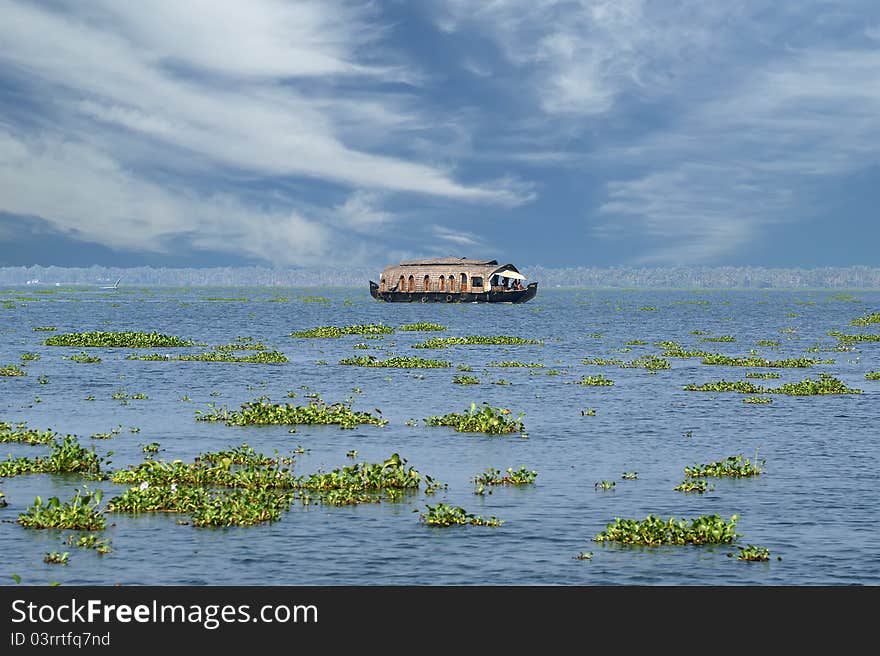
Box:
[369, 257, 538, 303]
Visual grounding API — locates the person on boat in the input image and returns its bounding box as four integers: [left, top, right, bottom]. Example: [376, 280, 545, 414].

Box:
[513, 280, 523, 291]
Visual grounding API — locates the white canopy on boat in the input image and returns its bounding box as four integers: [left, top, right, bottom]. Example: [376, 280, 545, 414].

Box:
[495, 269, 525, 280]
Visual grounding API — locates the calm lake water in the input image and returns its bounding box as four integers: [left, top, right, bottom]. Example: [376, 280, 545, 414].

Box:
[1, 286, 878, 586]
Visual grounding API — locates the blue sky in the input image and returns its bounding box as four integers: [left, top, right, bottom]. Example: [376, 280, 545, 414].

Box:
[1, 1, 879, 269]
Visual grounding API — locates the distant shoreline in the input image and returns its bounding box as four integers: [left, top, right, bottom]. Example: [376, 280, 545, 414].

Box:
[2, 265, 879, 290]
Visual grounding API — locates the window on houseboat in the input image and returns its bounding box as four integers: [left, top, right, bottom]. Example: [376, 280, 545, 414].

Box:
[471, 276, 483, 290]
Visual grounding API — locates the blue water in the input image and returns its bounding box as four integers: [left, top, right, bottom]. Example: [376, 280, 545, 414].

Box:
[1, 286, 878, 585]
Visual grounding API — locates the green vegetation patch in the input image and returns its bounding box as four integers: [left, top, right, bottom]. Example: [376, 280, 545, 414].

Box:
[65, 352, 102, 363]
[0, 436, 106, 479]
[339, 355, 450, 368]
[452, 375, 480, 385]
[865, 371, 880, 380]
[398, 323, 447, 331]
[412, 335, 542, 348]
[44, 331, 195, 348]
[126, 350, 288, 364]
[684, 375, 861, 395]
[743, 396, 773, 404]
[196, 397, 388, 429]
[420, 503, 502, 527]
[673, 480, 712, 494]
[593, 514, 740, 546]
[291, 323, 394, 338]
[423, 402, 525, 434]
[473, 466, 537, 487]
[701, 354, 823, 368]
[0, 422, 58, 445]
[730, 544, 772, 562]
[576, 374, 614, 386]
[850, 312, 880, 326]
[17, 488, 106, 531]
[487, 361, 544, 368]
[0, 365, 27, 377]
[685, 454, 764, 478]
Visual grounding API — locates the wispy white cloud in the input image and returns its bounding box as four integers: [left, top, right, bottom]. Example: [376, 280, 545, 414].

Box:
[595, 45, 880, 263]
[0, 0, 530, 266]
[432, 225, 482, 248]
[334, 191, 394, 231]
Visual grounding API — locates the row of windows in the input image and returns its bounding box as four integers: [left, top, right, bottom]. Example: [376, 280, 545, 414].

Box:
[379, 273, 524, 293]
[379, 273, 479, 293]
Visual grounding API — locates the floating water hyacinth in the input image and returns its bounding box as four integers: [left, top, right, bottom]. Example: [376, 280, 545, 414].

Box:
[44, 331, 196, 347]
[423, 403, 525, 434]
[594, 514, 740, 546]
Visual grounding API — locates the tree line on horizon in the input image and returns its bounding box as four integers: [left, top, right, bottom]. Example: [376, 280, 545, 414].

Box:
[2, 264, 880, 289]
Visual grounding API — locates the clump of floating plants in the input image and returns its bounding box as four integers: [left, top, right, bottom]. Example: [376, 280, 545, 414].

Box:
[423, 402, 525, 434]
[673, 480, 712, 493]
[487, 361, 544, 368]
[412, 335, 542, 348]
[594, 480, 616, 491]
[473, 466, 537, 487]
[756, 340, 780, 347]
[745, 371, 780, 379]
[195, 397, 388, 429]
[621, 472, 638, 480]
[194, 444, 296, 467]
[126, 350, 288, 364]
[398, 323, 447, 331]
[700, 335, 737, 342]
[828, 331, 880, 343]
[684, 375, 862, 395]
[44, 331, 196, 347]
[0, 364, 27, 377]
[685, 453, 763, 478]
[19, 352, 40, 362]
[576, 374, 614, 386]
[0, 435, 107, 479]
[582, 357, 624, 366]
[662, 345, 712, 358]
[338, 355, 450, 368]
[67, 534, 112, 554]
[684, 380, 764, 393]
[419, 503, 503, 527]
[17, 488, 106, 531]
[729, 544, 773, 562]
[701, 354, 825, 368]
[866, 372, 880, 380]
[32, 326, 56, 332]
[299, 454, 425, 494]
[593, 514, 740, 546]
[850, 312, 880, 326]
[65, 351, 102, 363]
[189, 488, 296, 527]
[0, 490, 6, 507]
[0, 421, 57, 445]
[291, 323, 394, 338]
[770, 375, 862, 395]
[452, 375, 480, 385]
[621, 355, 670, 370]
[43, 552, 69, 565]
[743, 396, 773, 404]
[214, 337, 267, 351]
[110, 452, 437, 521]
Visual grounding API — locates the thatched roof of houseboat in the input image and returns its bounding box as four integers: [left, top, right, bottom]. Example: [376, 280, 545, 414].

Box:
[378, 257, 526, 292]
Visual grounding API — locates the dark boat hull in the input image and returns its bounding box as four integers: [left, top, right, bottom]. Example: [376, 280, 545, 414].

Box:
[370, 281, 537, 303]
